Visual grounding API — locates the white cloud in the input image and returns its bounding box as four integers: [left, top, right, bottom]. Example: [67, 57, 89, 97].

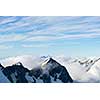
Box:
[24, 35, 58, 41]
[0, 34, 27, 43]
[1, 55, 48, 70]
[62, 33, 100, 39]
[24, 33, 100, 42]
[1, 16, 100, 43]
[0, 45, 13, 49]
[22, 44, 46, 48]
[22, 43, 54, 48]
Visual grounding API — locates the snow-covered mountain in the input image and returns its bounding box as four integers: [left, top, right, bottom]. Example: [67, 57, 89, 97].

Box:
[55, 56, 100, 82]
[0, 56, 73, 83]
[1, 55, 100, 83]
[82, 58, 100, 82]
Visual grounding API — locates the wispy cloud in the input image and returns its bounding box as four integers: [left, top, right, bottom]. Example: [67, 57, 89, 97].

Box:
[0, 16, 100, 57]
[0, 16, 100, 42]
[62, 33, 100, 39]
[0, 45, 12, 50]
[22, 44, 50, 48]
[24, 33, 100, 42]
[21, 42, 57, 48]
[0, 34, 27, 43]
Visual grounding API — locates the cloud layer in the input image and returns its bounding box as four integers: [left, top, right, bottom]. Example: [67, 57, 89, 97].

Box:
[1, 16, 100, 44]
[0, 16, 100, 57]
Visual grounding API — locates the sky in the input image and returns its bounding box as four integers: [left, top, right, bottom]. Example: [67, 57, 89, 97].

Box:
[0, 16, 100, 58]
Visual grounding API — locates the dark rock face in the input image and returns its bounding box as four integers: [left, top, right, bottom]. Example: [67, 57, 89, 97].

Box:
[30, 67, 42, 79]
[2, 62, 30, 83]
[49, 65, 73, 83]
[0, 58, 73, 83]
[30, 58, 73, 83]
[40, 73, 51, 83]
[45, 58, 73, 83]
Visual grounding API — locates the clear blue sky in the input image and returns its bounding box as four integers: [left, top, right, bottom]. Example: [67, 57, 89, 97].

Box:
[0, 16, 100, 58]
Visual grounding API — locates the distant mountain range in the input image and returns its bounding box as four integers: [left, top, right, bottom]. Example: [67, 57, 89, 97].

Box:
[0, 55, 100, 83]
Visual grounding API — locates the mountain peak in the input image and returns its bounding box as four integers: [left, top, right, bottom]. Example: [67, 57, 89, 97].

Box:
[41, 57, 62, 70]
[47, 57, 57, 63]
[13, 62, 23, 66]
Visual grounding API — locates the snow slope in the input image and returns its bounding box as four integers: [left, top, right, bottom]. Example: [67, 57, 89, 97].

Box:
[55, 56, 100, 82]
